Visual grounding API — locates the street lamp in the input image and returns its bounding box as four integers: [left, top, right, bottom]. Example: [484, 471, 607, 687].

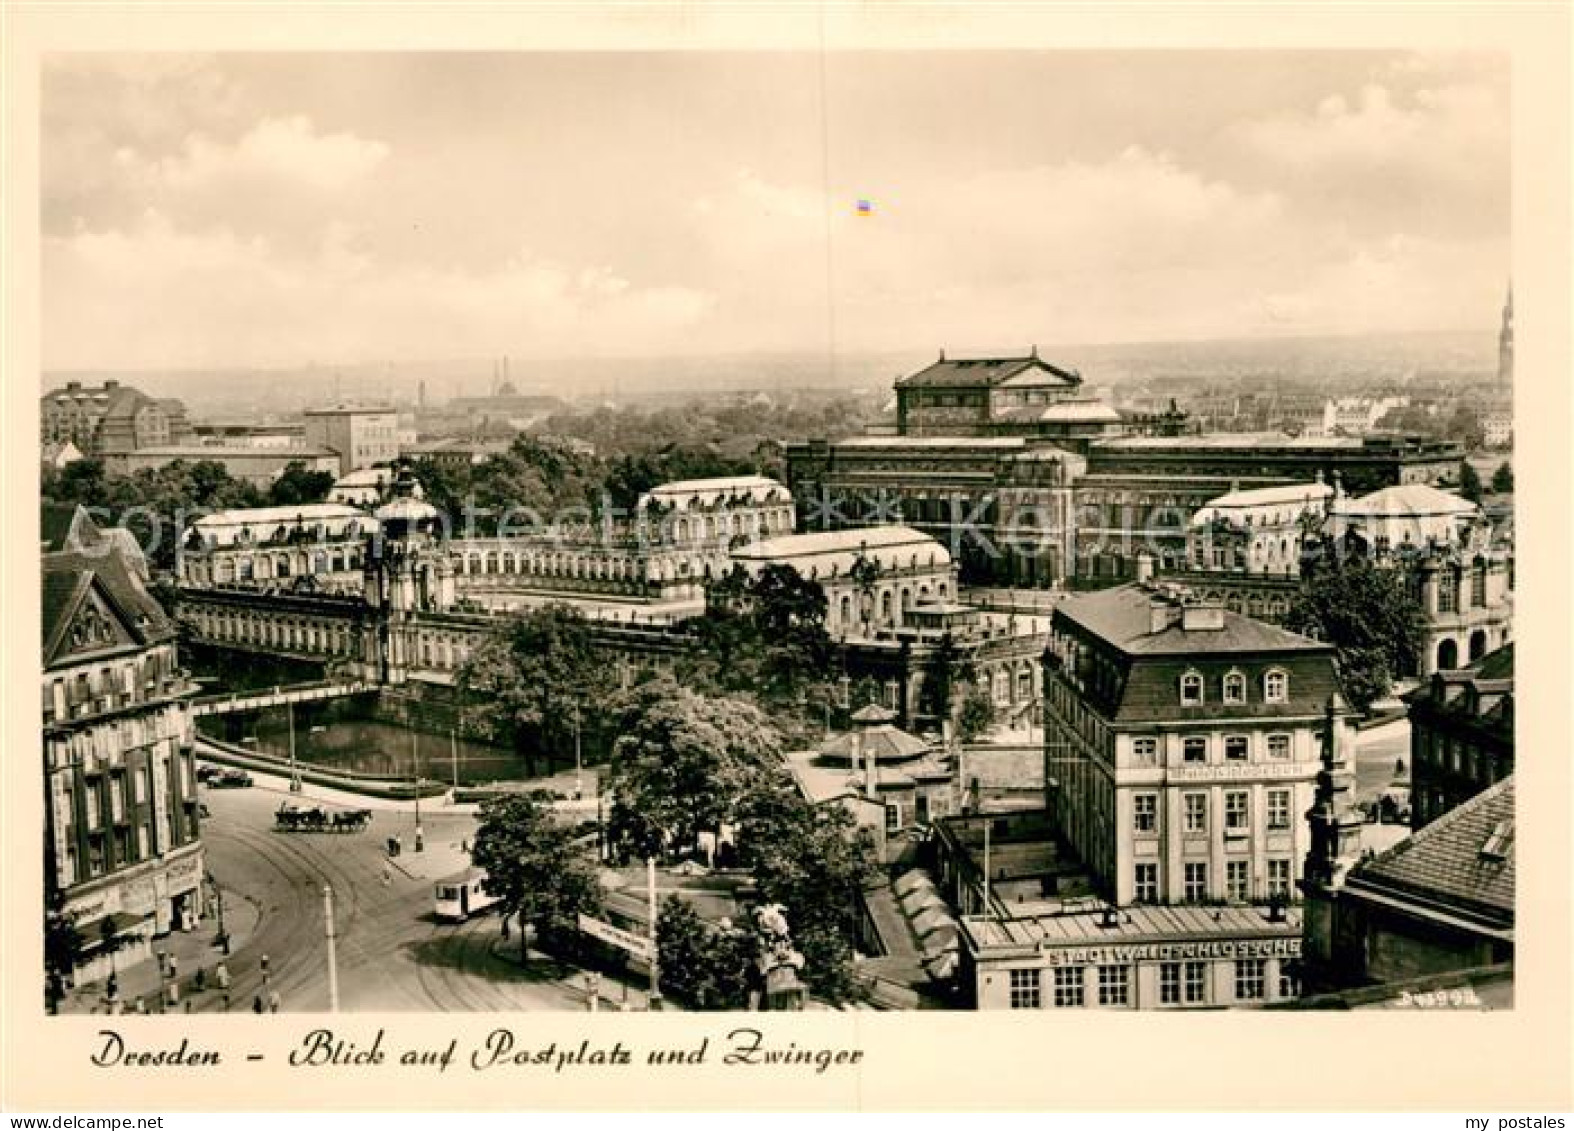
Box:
[573, 702, 583, 800]
[210, 871, 230, 955]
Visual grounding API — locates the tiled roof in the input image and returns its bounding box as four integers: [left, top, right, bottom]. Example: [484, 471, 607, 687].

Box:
[1055, 584, 1327, 657]
[41, 503, 98, 553]
[895, 354, 1081, 389]
[820, 723, 933, 766]
[1348, 777, 1514, 929]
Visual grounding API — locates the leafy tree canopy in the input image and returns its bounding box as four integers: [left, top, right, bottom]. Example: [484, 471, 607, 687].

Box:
[471, 793, 602, 961]
[1285, 556, 1428, 711]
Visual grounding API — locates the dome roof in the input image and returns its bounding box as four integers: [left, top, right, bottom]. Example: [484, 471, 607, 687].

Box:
[374, 497, 441, 524]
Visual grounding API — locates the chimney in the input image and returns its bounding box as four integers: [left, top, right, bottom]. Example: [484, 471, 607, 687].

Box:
[104, 379, 119, 390]
[66, 380, 82, 392]
[1148, 600, 1180, 635]
[1180, 603, 1226, 631]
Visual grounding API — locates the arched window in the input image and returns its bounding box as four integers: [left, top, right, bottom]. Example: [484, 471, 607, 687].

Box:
[1222, 670, 1246, 705]
[1263, 669, 1288, 703]
[1180, 671, 1204, 706]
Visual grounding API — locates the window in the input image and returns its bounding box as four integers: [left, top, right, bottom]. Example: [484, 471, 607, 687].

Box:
[1471, 564, 1487, 608]
[884, 804, 901, 832]
[1225, 791, 1250, 834]
[1438, 577, 1457, 614]
[1183, 737, 1208, 763]
[1267, 789, 1291, 830]
[134, 769, 148, 805]
[1227, 859, 1250, 902]
[1132, 737, 1158, 766]
[1235, 958, 1267, 1001]
[1184, 862, 1208, 902]
[1053, 967, 1085, 1008]
[1008, 968, 1041, 1009]
[1133, 793, 1158, 834]
[1267, 734, 1292, 760]
[1180, 672, 1204, 705]
[1184, 961, 1208, 1003]
[1225, 735, 1249, 762]
[1160, 963, 1182, 1004]
[1134, 863, 1158, 903]
[1223, 671, 1246, 704]
[1264, 670, 1288, 703]
[1268, 858, 1292, 899]
[1184, 793, 1208, 834]
[1097, 965, 1130, 1007]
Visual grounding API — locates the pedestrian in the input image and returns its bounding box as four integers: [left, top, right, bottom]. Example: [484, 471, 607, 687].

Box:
[268, 990, 281, 1014]
[214, 962, 231, 990]
[168, 955, 178, 982]
[195, 967, 207, 993]
[259, 954, 270, 977]
[222, 994, 231, 1012]
[133, 997, 146, 1014]
[252, 995, 264, 1014]
[381, 864, 392, 887]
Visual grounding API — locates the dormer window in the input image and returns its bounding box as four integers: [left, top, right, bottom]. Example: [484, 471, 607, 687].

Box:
[1263, 669, 1289, 703]
[1180, 671, 1204, 706]
[1222, 670, 1246, 705]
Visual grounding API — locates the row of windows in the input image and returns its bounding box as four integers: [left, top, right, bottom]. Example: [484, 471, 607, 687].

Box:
[1180, 668, 1288, 707]
[1007, 959, 1293, 1008]
[1132, 732, 1294, 765]
[1133, 788, 1293, 835]
[1132, 858, 1293, 904]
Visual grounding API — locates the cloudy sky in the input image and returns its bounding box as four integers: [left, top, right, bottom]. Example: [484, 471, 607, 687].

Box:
[43, 52, 1509, 370]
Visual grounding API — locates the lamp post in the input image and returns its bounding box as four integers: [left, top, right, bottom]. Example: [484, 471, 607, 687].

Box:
[573, 703, 583, 800]
[211, 872, 230, 955]
[410, 721, 423, 852]
[287, 700, 302, 793]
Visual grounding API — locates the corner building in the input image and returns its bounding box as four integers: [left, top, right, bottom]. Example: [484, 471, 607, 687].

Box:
[1043, 580, 1353, 908]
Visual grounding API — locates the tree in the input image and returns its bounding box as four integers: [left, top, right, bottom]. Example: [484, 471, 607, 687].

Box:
[923, 632, 977, 728]
[734, 783, 879, 1003]
[456, 604, 617, 775]
[654, 895, 757, 1010]
[1285, 557, 1428, 711]
[471, 793, 602, 963]
[43, 841, 82, 1014]
[957, 682, 996, 742]
[267, 461, 336, 507]
[1458, 460, 1483, 504]
[684, 563, 834, 713]
[1491, 461, 1515, 494]
[605, 681, 784, 862]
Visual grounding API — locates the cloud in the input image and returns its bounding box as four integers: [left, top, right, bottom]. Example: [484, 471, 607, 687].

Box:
[155, 115, 390, 194]
[43, 211, 715, 369]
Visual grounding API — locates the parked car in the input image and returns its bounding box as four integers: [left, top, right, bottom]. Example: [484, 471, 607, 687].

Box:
[209, 768, 254, 788]
[195, 764, 221, 784]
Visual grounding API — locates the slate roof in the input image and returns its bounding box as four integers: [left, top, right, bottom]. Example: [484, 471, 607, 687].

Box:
[41, 503, 99, 553]
[1055, 583, 1327, 657]
[895, 354, 1081, 390]
[1347, 776, 1515, 930]
[42, 535, 176, 668]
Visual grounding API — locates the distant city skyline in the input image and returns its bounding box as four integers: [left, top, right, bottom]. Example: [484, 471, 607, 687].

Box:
[43, 52, 1509, 371]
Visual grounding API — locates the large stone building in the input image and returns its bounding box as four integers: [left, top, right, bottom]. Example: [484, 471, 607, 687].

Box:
[1042, 581, 1351, 909]
[303, 404, 401, 474]
[41, 380, 193, 456]
[786, 355, 1465, 589]
[1406, 645, 1513, 830]
[42, 506, 204, 988]
[176, 503, 378, 592]
[106, 445, 340, 489]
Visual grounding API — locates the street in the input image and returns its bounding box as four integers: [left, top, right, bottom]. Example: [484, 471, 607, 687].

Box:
[67, 771, 656, 1015]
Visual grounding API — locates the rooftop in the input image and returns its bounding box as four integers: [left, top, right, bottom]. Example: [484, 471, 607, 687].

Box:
[1348, 776, 1515, 929]
[192, 503, 372, 529]
[1190, 481, 1334, 527]
[1332, 483, 1478, 520]
[304, 403, 397, 416]
[118, 445, 336, 459]
[1055, 583, 1328, 656]
[731, 525, 951, 574]
[965, 901, 1302, 951]
[896, 353, 1081, 390]
[43, 535, 176, 665]
[643, 475, 790, 501]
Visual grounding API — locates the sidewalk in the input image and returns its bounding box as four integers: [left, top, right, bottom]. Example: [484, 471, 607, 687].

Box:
[59, 884, 262, 1016]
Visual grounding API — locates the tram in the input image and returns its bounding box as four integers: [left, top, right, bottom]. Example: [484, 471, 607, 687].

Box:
[434, 866, 499, 922]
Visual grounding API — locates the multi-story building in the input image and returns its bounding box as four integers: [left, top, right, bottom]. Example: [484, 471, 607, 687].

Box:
[303, 404, 401, 474]
[1406, 644, 1513, 829]
[1322, 396, 1410, 437]
[40, 380, 193, 456]
[106, 445, 340, 489]
[42, 506, 204, 987]
[1042, 579, 1351, 909]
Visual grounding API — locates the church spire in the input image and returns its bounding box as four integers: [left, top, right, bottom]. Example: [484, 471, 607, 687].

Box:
[1498, 281, 1514, 385]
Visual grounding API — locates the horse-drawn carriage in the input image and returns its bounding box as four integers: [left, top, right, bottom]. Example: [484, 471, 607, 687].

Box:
[274, 803, 372, 833]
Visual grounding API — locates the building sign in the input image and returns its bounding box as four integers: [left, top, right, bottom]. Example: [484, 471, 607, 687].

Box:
[1168, 763, 1313, 784]
[577, 913, 654, 960]
[1037, 935, 1301, 966]
[165, 851, 202, 891]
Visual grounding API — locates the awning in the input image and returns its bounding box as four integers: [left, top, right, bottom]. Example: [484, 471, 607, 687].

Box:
[78, 912, 147, 949]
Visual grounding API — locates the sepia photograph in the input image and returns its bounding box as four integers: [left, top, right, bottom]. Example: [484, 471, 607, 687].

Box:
[32, 47, 1521, 1020]
[6, 6, 1571, 1114]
